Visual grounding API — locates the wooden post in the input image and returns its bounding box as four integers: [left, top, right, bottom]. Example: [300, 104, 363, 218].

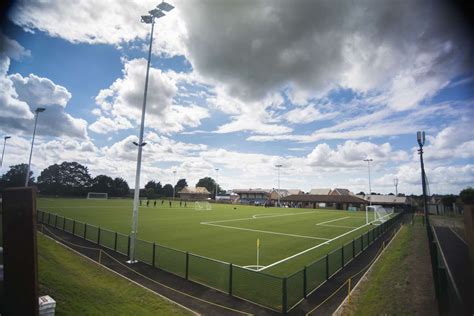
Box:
[2, 187, 39, 315]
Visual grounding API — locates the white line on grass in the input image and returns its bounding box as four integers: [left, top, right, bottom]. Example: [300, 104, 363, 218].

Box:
[201, 210, 319, 224]
[317, 224, 359, 229]
[201, 222, 330, 241]
[315, 216, 350, 226]
[259, 220, 379, 272]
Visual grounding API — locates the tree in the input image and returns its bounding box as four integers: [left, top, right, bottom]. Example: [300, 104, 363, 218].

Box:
[37, 161, 91, 196]
[460, 187, 474, 205]
[196, 177, 221, 198]
[175, 178, 187, 195]
[1, 163, 34, 188]
[356, 191, 365, 196]
[162, 184, 174, 197]
[441, 195, 457, 208]
[91, 175, 114, 194]
[113, 177, 129, 197]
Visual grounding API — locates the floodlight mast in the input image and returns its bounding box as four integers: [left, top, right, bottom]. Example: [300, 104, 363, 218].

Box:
[275, 164, 283, 207]
[363, 158, 373, 224]
[25, 108, 46, 187]
[394, 178, 399, 196]
[1, 136, 11, 168]
[172, 170, 176, 199]
[417, 131, 429, 226]
[215, 168, 219, 200]
[129, 2, 174, 264]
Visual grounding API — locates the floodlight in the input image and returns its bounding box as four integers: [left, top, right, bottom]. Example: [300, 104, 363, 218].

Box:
[417, 131, 425, 147]
[141, 15, 153, 24]
[4, 136, 11, 140]
[158, 1, 174, 12]
[149, 8, 165, 18]
[36, 107, 46, 113]
[133, 141, 139, 146]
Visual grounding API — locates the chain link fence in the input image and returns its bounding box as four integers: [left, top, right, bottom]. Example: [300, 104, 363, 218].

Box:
[37, 209, 402, 313]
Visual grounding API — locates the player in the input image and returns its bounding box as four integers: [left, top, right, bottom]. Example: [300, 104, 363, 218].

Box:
[154, 200, 157, 207]
[146, 200, 150, 207]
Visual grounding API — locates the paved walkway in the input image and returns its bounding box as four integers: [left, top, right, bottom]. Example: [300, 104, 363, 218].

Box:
[433, 226, 472, 315]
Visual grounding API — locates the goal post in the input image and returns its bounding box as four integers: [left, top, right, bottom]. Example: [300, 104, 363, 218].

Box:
[366, 205, 393, 224]
[87, 192, 108, 200]
[194, 201, 212, 211]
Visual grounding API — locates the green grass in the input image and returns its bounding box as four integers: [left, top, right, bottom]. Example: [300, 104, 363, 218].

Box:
[38, 198, 381, 277]
[37, 233, 192, 315]
[344, 216, 436, 315]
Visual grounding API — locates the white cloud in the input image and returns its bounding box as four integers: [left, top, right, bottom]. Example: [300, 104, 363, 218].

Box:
[90, 58, 209, 135]
[284, 105, 339, 124]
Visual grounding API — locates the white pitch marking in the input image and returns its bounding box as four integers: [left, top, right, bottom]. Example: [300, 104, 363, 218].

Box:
[316, 216, 351, 226]
[201, 222, 330, 241]
[202, 210, 318, 225]
[259, 219, 380, 271]
[318, 224, 359, 229]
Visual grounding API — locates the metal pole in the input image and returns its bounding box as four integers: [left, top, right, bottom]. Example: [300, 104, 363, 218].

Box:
[173, 170, 176, 199]
[25, 111, 42, 187]
[275, 164, 282, 207]
[215, 168, 219, 200]
[1, 136, 11, 168]
[129, 19, 155, 264]
[419, 146, 429, 226]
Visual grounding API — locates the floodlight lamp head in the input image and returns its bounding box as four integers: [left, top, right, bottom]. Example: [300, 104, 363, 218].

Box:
[158, 1, 174, 12]
[5, 136, 11, 140]
[141, 15, 153, 24]
[149, 8, 165, 18]
[417, 131, 425, 147]
[36, 107, 46, 113]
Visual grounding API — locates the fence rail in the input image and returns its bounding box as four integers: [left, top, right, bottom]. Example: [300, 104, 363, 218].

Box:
[37, 209, 402, 313]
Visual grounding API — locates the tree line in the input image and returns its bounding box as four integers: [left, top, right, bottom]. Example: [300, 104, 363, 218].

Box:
[0, 161, 224, 199]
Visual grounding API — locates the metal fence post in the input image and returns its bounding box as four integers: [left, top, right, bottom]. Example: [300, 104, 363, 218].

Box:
[229, 263, 233, 296]
[352, 239, 355, 258]
[54, 214, 58, 228]
[72, 220, 76, 235]
[341, 246, 345, 268]
[63, 217, 66, 230]
[326, 254, 329, 280]
[97, 227, 101, 245]
[185, 252, 189, 280]
[84, 223, 87, 239]
[114, 232, 118, 251]
[303, 266, 308, 298]
[152, 243, 156, 267]
[127, 236, 131, 257]
[282, 277, 288, 314]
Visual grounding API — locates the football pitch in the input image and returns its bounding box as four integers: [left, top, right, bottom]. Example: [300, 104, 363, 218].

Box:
[38, 198, 382, 277]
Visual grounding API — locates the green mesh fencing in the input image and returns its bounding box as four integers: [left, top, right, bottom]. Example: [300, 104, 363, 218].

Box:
[37, 210, 43, 223]
[56, 216, 65, 230]
[354, 237, 362, 257]
[99, 228, 115, 250]
[47, 213, 56, 226]
[328, 248, 342, 277]
[343, 242, 353, 266]
[286, 269, 305, 309]
[64, 218, 73, 233]
[74, 221, 85, 238]
[306, 256, 326, 293]
[85, 224, 99, 243]
[188, 254, 230, 293]
[116, 233, 129, 255]
[135, 239, 153, 265]
[232, 266, 283, 312]
[155, 244, 187, 277]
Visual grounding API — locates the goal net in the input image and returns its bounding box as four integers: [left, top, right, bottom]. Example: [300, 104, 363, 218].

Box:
[87, 192, 108, 200]
[194, 201, 212, 211]
[367, 205, 393, 223]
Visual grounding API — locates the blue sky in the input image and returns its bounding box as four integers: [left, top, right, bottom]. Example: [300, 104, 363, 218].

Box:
[1, 0, 473, 194]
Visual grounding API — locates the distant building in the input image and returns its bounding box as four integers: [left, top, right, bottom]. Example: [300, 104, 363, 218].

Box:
[282, 194, 366, 210]
[178, 186, 211, 200]
[356, 194, 411, 211]
[330, 188, 353, 196]
[310, 188, 331, 195]
[269, 189, 304, 201]
[232, 188, 270, 205]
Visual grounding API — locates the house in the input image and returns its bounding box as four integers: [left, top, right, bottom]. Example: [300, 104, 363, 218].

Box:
[356, 194, 411, 211]
[232, 188, 270, 205]
[269, 189, 304, 201]
[330, 188, 353, 196]
[281, 194, 366, 210]
[178, 186, 211, 201]
[310, 188, 331, 195]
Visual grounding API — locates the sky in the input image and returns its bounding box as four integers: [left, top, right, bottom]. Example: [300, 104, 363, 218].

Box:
[0, 0, 473, 195]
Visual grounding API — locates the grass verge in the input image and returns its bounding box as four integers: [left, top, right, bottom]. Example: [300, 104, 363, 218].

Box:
[37, 233, 192, 315]
[340, 216, 437, 315]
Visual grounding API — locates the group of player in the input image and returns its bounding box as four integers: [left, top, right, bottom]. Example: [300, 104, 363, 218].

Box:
[139, 199, 187, 208]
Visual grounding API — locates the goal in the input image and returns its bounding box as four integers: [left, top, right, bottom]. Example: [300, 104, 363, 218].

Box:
[194, 201, 212, 211]
[367, 205, 393, 224]
[87, 192, 108, 200]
